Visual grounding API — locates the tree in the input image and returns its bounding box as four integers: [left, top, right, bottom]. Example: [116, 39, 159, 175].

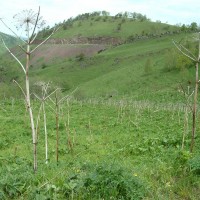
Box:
[190, 22, 198, 31]
[0, 7, 58, 172]
[101, 10, 110, 16]
[173, 33, 200, 152]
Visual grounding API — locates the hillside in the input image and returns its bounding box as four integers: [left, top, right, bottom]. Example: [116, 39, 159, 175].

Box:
[0, 12, 197, 102]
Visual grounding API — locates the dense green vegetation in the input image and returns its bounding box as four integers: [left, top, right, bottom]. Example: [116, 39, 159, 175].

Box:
[0, 11, 200, 199]
[0, 98, 200, 199]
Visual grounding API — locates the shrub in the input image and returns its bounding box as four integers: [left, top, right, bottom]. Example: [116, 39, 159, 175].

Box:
[188, 155, 200, 175]
[75, 53, 85, 61]
[116, 23, 122, 31]
[63, 162, 147, 199]
[41, 63, 48, 69]
[126, 35, 136, 43]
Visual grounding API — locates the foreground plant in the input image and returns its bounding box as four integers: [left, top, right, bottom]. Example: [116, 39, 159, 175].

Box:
[0, 7, 58, 172]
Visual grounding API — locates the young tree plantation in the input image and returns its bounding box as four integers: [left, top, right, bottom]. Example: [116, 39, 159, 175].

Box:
[0, 8, 200, 200]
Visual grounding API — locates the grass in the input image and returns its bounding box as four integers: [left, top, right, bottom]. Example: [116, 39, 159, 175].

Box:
[0, 97, 200, 199]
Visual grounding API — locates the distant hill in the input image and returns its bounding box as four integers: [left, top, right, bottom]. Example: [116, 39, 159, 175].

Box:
[0, 12, 198, 102]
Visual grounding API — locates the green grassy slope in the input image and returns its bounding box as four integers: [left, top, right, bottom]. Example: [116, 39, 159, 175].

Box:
[53, 17, 180, 40]
[28, 32, 194, 103]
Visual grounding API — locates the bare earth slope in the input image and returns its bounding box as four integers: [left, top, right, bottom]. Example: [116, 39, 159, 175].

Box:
[30, 36, 121, 64]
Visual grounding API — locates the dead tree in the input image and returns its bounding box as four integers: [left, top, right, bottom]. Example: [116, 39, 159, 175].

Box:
[0, 7, 59, 172]
[33, 82, 58, 164]
[173, 32, 200, 152]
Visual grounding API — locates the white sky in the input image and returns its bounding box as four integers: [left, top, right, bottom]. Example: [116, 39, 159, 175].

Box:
[0, 0, 200, 36]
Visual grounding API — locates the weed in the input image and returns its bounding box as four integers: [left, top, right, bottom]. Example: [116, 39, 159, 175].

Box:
[188, 155, 200, 175]
[63, 162, 147, 199]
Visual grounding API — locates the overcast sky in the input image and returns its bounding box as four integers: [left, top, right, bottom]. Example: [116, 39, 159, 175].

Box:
[0, 0, 200, 36]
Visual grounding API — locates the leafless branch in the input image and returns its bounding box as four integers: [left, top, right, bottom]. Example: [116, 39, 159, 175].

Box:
[58, 87, 78, 104]
[13, 80, 26, 98]
[0, 18, 27, 44]
[179, 44, 197, 60]
[45, 101, 55, 112]
[30, 6, 40, 42]
[0, 106, 7, 112]
[47, 96, 56, 105]
[1, 38, 26, 74]
[32, 93, 42, 101]
[30, 27, 59, 53]
[35, 103, 43, 135]
[173, 40, 197, 62]
[18, 44, 27, 53]
[44, 88, 60, 101]
[30, 32, 38, 44]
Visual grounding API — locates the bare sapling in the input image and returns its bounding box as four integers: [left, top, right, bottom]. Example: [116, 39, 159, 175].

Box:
[55, 91, 59, 164]
[173, 32, 200, 152]
[47, 90, 70, 164]
[0, 7, 59, 172]
[33, 82, 58, 164]
[64, 98, 73, 153]
[48, 88, 77, 163]
[179, 84, 194, 149]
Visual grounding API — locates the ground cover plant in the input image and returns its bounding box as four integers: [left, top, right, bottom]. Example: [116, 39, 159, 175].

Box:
[0, 98, 200, 199]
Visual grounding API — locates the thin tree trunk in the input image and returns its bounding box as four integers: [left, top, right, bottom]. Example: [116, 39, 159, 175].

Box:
[26, 27, 37, 172]
[190, 62, 198, 152]
[66, 100, 73, 152]
[182, 106, 188, 150]
[55, 93, 59, 164]
[43, 102, 48, 164]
